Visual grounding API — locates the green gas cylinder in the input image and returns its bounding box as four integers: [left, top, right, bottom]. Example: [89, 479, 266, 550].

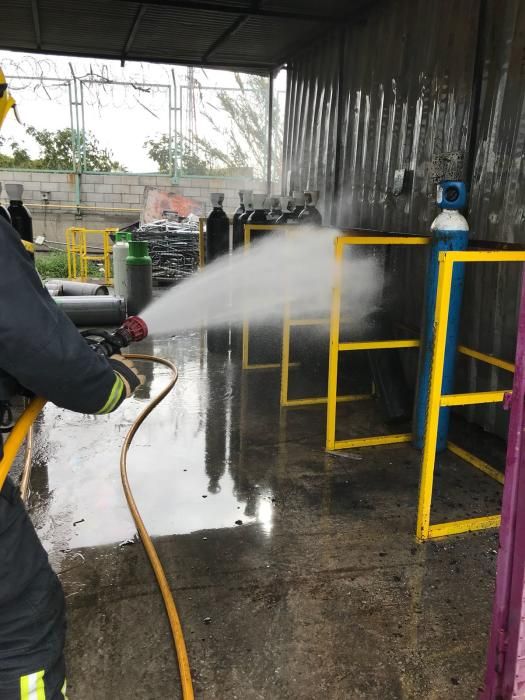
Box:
[126, 240, 152, 315]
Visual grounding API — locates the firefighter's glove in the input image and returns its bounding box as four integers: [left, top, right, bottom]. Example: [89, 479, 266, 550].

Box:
[109, 355, 145, 397]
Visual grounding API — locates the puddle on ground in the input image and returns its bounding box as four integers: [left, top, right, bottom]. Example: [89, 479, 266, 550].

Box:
[29, 332, 275, 552]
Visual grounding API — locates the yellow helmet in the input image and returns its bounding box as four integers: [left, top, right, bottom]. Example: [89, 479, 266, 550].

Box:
[0, 67, 16, 130]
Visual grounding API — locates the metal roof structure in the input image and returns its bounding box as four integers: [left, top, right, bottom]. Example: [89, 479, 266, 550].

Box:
[0, 0, 374, 75]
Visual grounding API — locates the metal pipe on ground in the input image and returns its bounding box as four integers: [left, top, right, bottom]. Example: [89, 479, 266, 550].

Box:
[54, 296, 126, 326]
[44, 281, 63, 296]
[54, 280, 109, 296]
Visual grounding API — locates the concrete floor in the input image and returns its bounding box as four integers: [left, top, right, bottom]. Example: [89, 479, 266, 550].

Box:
[22, 330, 504, 699]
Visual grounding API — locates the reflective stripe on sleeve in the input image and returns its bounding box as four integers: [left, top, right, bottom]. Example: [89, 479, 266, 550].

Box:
[21, 240, 35, 253]
[97, 374, 125, 414]
[20, 670, 46, 700]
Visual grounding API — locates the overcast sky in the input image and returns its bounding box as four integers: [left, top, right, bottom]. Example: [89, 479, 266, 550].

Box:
[0, 50, 286, 172]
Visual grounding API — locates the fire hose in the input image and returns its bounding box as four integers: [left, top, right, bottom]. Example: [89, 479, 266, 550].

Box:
[0, 341, 195, 699]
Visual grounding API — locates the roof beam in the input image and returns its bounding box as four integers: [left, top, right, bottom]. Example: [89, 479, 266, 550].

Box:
[202, 15, 249, 62]
[2, 45, 273, 75]
[115, 0, 340, 23]
[31, 0, 42, 50]
[274, 0, 381, 68]
[121, 4, 147, 66]
[202, 0, 259, 62]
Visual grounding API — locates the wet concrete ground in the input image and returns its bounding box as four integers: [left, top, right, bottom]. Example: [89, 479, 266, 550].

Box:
[23, 330, 504, 699]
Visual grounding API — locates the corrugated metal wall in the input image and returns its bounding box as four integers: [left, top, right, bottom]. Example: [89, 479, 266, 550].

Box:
[283, 0, 525, 436]
[462, 0, 525, 434]
[283, 35, 341, 224]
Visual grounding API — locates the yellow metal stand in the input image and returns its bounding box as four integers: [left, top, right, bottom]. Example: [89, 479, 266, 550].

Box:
[280, 302, 372, 408]
[326, 234, 430, 449]
[325, 237, 517, 541]
[66, 227, 116, 284]
[66, 227, 83, 279]
[241, 224, 285, 370]
[243, 225, 384, 393]
[415, 250, 525, 541]
[198, 217, 206, 268]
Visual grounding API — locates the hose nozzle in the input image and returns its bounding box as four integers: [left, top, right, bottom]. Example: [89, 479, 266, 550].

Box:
[118, 316, 148, 344]
[82, 316, 148, 357]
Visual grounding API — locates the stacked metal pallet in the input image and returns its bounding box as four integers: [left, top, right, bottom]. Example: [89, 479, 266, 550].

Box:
[132, 217, 200, 285]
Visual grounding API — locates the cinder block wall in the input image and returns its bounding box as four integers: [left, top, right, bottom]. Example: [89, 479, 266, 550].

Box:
[0, 170, 269, 243]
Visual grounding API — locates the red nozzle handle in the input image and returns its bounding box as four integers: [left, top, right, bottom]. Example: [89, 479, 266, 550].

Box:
[121, 315, 148, 342]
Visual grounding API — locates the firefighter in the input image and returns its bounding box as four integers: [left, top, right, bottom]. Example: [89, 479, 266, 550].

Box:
[0, 70, 143, 699]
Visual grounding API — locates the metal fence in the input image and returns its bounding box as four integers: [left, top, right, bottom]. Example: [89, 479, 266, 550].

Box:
[1, 65, 285, 186]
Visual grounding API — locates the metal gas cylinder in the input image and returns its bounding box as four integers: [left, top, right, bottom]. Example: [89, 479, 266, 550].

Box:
[59, 280, 109, 296]
[5, 183, 33, 257]
[232, 189, 252, 250]
[206, 193, 230, 353]
[54, 295, 126, 326]
[237, 193, 255, 246]
[288, 190, 305, 222]
[266, 195, 282, 223]
[126, 240, 152, 315]
[112, 232, 130, 298]
[276, 195, 294, 224]
[247, 193, 269, 243]
[413, 180, 469, 451]
[0, 183, 11, 224]
[206, 192, 229, 262]
[298, 190, 322, 226]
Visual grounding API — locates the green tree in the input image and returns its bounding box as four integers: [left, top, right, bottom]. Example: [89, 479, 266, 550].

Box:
[0, 127, 124, 171]
[144, 74, 282, 179]
[144, 134, 171, 172]
[144, 133, 212, 175]
[181, 149, 210, 176]
[0, 136, 32, 168]
[201, 73, 282, 179]
[27, 127, 124, 171]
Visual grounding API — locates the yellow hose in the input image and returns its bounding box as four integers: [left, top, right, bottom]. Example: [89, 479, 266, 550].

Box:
[19, 422, 34, 503]
[0, 397, 46, 492]
[0, 355, 195, 700]
[121, 353, 195, 700]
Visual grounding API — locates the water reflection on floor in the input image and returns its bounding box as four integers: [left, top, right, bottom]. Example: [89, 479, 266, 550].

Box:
[30, 330, 273, 552]
[24, 327, 506, 699]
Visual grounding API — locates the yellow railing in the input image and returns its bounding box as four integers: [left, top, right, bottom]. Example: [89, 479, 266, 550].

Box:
[66, 227, 117, 284]
[324, 236, 516, 541]
[242, 224, 285, 370]
[198, 217, 206, 268]
[416, 250, 525, 541]
[280, 308, 373, 408]
[325, 234, 430, 449]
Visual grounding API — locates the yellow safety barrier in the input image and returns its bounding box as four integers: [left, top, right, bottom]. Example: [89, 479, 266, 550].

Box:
[280, 302, 372, 408]
[66, 227, 117, 284]
[65, 227, 83, 279]
[242, 223, 285, 370]
[244, 223, 366, 377]
[326, 234, 430, 449]
[416, 250, 524, 541]
[325, 236, 517, 541]
[279, 229, 424, 408]
[198, 217, 206, 268]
